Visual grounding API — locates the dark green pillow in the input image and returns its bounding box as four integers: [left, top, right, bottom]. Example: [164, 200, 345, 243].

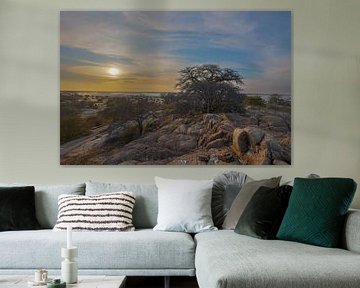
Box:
[235, 185, 292, 239]
[0, 186, 41, 231]
[277, 178, 357, 247]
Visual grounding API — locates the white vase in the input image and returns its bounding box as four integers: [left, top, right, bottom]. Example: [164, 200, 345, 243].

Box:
[61, 247, 78, 284]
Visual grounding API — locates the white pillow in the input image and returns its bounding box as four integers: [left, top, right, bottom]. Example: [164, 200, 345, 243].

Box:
[53, 192, 135, 232]
[154, 177, 217, 233]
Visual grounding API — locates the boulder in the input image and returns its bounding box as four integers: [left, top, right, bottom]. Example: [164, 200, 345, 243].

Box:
[232, 127, 265, 155]
[273, 159, 290, 165]
[232, 128, 251, 154]
[217, 151, 235, 163]
[265, 140, 291, 164]
[175, 124, 187, 134]
[107, 143, 175, 164]
[203, 114, 222, 129]
[207, 130, 225, 144]
[198, 154, 210, 162]
[105, 120, 140, 145]
[206, 139, 225, 149]
[261, 157, 272, 165]
[248, 127, 265, 145]
[177, 136, 198, 152]
[261, 115, 290, 133]
[142, 115, 159, 133]
[208, 155, 219, 165]
[158, 134, 197, 153]
[187, 123, 204, 136]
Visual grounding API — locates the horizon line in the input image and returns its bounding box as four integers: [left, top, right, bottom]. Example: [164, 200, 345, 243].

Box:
[60, 90, 292, 96]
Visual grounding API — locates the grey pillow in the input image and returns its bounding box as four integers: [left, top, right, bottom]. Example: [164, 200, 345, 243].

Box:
[283, 173, 320, 186]
[212, 171, 249, 228]
[0, 183, 85, 228]
[222, 176, 281, 230]
[86, 181, 158, 229]
[153, 177, 217, 233]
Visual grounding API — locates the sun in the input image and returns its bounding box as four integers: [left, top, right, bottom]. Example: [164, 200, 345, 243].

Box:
[108, 67, 120, 76]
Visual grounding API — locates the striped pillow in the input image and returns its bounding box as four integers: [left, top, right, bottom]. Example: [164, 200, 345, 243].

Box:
[53, 192, 136, 231]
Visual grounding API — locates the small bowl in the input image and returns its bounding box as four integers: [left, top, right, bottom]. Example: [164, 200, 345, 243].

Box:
[47, 279, 66, 288]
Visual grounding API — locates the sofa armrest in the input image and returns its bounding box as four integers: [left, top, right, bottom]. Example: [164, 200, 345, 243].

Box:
[342, 209, 360, 253]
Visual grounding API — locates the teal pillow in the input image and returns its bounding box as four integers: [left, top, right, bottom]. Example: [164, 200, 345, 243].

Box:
[277, 178, 357, 247]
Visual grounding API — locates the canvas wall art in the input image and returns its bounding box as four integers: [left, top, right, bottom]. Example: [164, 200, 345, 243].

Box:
[60, 11, 291, 165]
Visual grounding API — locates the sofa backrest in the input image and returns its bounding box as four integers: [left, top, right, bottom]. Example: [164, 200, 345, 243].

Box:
[86, 181, 158, 229]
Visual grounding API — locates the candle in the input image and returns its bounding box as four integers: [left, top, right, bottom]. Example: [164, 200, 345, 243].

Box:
[67, 225, 72, 249]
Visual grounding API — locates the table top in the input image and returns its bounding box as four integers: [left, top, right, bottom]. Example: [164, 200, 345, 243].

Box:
[0, 275, 126, 288]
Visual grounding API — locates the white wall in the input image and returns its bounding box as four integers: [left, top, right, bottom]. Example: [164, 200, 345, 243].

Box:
[0, 0, 359, 208]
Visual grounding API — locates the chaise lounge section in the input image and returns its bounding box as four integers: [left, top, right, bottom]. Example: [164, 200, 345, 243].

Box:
[195, 215, 360, 288]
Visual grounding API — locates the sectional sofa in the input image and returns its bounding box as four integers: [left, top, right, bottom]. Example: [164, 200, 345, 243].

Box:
[0, 178, 359, 288]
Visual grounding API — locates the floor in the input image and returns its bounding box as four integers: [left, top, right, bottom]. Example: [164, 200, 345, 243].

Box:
[126, 276, 199, 288]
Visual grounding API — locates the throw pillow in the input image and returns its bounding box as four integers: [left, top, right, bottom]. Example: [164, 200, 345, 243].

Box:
[0, 182, 85, 228]
[234, 185, 293, 239]
[153, 177, 217, 233]
[212, 171, 250, 228]
[53, 192, 136, 231]
[86, 181, 158, 229]
[277, 178, 357, 248]
[222, 176, 281, 230]
[0, 186, 41, 231]
[283, 173, 320, 186]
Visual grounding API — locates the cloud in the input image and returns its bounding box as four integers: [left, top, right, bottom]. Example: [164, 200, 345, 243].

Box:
[60, 11, 291, 93]
[244, 54, 291, 94]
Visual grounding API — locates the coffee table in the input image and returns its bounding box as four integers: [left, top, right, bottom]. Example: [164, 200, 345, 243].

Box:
[0, 275, 126, 288]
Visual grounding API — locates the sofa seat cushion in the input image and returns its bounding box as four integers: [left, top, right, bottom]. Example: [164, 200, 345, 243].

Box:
[0, 229, 195, 270]
[195, 230, 360, 288]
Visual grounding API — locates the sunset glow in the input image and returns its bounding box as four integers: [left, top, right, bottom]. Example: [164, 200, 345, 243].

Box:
[60, 11, 291, 93]
[108, 67, 120, 76]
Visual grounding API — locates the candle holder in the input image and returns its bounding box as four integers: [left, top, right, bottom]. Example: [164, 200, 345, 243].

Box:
[61, 247, 78, 284]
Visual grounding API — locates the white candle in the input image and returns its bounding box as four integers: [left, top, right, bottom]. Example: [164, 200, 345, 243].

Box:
[67, 225, 72, 249]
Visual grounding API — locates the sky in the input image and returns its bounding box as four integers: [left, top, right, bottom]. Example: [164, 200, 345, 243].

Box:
[60, 11, 291, 94]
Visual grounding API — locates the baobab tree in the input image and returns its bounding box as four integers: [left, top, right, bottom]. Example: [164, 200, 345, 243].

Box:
[175, 64, 245, 113]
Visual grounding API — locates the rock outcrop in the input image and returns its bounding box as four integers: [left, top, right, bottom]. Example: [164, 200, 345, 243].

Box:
[232, 126, 290, 165]
[62, 107, 291, 165]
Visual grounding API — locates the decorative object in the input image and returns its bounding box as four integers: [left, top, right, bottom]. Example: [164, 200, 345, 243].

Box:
[277, 178, 357, 247]
[53, 192, 136, 231]
[60, 11, 291, 166]
[211, 171, 250, 228]
[34, 269, 48, 283]
[61, 226, 78, 284]
[0, 186, 40, 231]
[47, 279, 66, 288]
[222, 177, 281, 229]
[235, 185, 292, 239]
[67, 225, 72, 248]
[153, 177, 216, 233]
[27, 269, 51, 286]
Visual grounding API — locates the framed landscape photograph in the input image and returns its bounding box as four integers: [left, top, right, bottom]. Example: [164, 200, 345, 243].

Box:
[60, 11, 291, 165]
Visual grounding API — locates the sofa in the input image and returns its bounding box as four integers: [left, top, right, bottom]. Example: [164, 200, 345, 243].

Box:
[0, 178, 360, 288]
